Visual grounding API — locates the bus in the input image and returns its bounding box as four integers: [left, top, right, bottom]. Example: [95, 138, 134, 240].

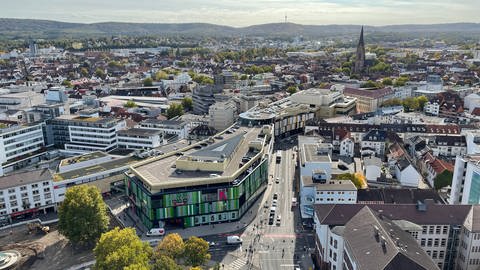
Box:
[276, 152, 282, 163]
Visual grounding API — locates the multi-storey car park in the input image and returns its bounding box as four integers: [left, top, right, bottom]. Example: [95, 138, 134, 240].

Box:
[125, 124, 273, 229]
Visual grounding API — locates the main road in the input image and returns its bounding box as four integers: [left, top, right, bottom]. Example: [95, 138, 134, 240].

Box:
[205, 138, 315, 270]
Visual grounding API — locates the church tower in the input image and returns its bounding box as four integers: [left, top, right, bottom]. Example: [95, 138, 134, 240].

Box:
[354, 26, 365, 75]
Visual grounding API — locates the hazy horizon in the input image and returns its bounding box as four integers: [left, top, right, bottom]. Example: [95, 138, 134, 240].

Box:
[1, 0, 479, 27]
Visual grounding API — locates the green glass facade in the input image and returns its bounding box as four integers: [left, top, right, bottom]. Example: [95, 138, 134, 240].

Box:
[468, 171, 480, 204]
[126, 158, 268, 229]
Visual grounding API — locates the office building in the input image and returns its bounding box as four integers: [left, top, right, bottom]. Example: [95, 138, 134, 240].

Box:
[117, 128, 162, 150]
[450, 155, 480, 205]
[0, 121, 46, 176]
[209, 101, 236, 131]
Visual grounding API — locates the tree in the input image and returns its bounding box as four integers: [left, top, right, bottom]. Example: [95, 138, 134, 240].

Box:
[240, 74, 248, 80]
[124, 100, 137, 108]
[434, 170, 453, 190]
[80, 67, 89, 77]
[287, 86, 297, 95]
[181, 97, 193, 111]
[155, 233, 185, 260]
[144, 77, 154, 87]
[95, 68, 106, 79]
[153, 255, 181, 270]
[94, 227, 152, 270]
[361, 80, 380, 88]
[381, 98, 402, 107]
[61, 80, 73, 88]
[58, 185, 109, 246]
[166, 103, 184, 119]
[416, 95, 429, 110]
[183, 236, 211, 266]
[382, 77, 393, 86]
[154, 71, 168, 81]
[402, 97, 420, 112]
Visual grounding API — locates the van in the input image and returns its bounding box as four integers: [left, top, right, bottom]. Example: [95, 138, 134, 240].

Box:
[270, 206, 276, 213]
[227, 235, 243, 244]
[146, 228, 165, 237]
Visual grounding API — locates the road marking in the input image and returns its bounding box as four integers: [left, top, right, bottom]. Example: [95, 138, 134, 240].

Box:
[280, 264, 300, 267]
[264, 234, 298, 238]
[226, 257, 248, 270]
[257, 250, 270, 254]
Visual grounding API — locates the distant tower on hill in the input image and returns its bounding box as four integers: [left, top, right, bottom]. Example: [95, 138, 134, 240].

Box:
[285, 13, 287, 23]
[354, 26, 366, 75]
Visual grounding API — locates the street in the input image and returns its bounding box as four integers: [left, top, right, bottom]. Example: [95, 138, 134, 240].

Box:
[204, 138, 316, 270]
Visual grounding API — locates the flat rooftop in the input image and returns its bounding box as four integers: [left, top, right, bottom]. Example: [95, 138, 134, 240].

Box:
[59, 151, 108, 167]
[54, 156, 140, 182]
[131, 126, 267, 190]
[302, 176, 357, 190]
[301, 144, 331, 163]
[0, 169, 52, 190]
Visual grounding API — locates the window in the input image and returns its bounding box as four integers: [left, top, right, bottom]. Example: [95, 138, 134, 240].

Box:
[434, 239, 439, 247]
[429, 226, 434, 234]
[432, 251, 438, 259]
[10, 201, 17, 207]
[421, 239, 426, 246]
[43, 181, 49, 186]
[9, 195, 16, 200]
[333, 252, 337, 261]
[436, 226, 441, 234]
[422, 226, 428, 234]
[334, 240, 338, 249]
[21, 192, 28, 198]
[441, 239, 446, 247]
[20, 186, 27, 191]
[443, 226, 448, 234]
[32, 190, 39, 195]
[31, 184, 38, 188]
[8, 189, 15, 194]
[427, 239, 432, 247]
[439, 251, 445, 259]
[43, 188, 50, 192]
[33, 195, 40, 202]
[44, 193, 51, 199]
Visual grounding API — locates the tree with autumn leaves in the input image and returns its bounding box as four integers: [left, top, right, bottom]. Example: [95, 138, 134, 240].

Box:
[94, 231, 211, 270]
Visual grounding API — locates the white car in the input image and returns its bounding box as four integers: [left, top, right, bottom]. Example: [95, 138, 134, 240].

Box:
[272, 199, 278, 207]
[208, 241, 216, 247]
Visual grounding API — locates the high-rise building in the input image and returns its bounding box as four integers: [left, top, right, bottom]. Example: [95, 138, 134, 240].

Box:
[354, 27, 366, 75]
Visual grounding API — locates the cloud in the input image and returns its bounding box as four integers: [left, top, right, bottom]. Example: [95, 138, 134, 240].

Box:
[1, 0, 478, 26]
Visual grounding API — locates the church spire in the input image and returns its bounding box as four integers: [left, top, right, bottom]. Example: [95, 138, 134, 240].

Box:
[354, 26, 366, 75]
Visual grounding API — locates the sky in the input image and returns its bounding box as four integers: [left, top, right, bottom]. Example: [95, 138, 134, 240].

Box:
[1, 0, 478, 27]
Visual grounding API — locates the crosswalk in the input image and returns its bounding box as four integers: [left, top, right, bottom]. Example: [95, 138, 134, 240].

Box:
[227, 257, 248, 270]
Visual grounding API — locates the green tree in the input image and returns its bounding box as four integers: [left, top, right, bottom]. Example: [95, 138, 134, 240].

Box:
[95, 68, 106, 79]
[124, 100, 137, 108]
[153, 255, 182, 270]
[416, 95, 429, 110]
[287, 86, 297, 95]
[166, 103, 184, 119]
[80, 67, 89, 77]
[61, 80, 73, 88]
[394, 76, 409, 87]
[94, 227, 152, 270]
[434, 170, 453, 190]
[361, 80, 380, 88]
[382, 77, 393, 86]
[402, 97, 420, 112]
[144, 77, 154, 87]
[381, 98, 402, 107]
[155, 233, 185, 260]
[183, 236, 211, 267]
[181, 97, 193, 111]
[154, 71, 168, 81]
[58, 185, 109, 246]
[240, 74, 248, 80]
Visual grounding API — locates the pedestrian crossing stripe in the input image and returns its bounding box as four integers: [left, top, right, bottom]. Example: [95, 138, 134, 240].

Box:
[227, 257, 247, 270]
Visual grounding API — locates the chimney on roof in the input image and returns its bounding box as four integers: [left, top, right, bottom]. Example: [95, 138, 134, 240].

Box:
[416, 200, 427, 212]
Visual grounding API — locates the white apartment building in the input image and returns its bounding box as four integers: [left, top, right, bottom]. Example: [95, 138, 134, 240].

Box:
[209, 101, 236, 131]
[450, 155, 480, 205]
[117, 128, 162, 150]
[0, 169, 55, 224]
[424, 101, 440, 116]
[456, 206, 480, 270]
[0, 122, 45, 176]
[139, 119, 188, 140]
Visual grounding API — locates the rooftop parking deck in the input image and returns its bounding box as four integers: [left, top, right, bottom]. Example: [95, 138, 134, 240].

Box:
[131, 126, 268, 190]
